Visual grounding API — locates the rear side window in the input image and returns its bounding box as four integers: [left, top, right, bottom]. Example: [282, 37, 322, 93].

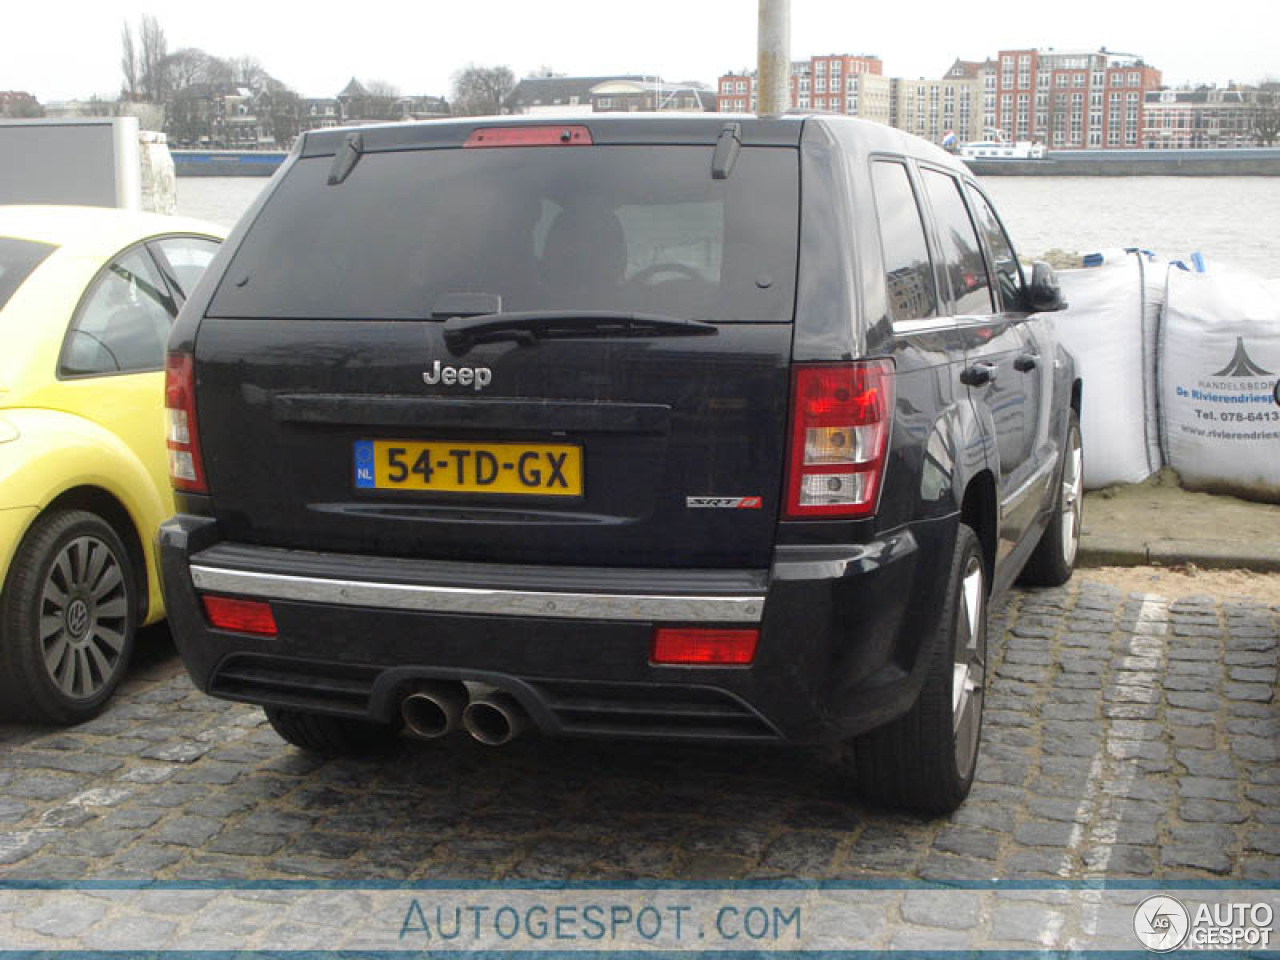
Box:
[0, 237, 57, 311]
[869, 160, 938, 324]
[60, 246, 177, 377]
[920, 169, 994, 316]
[150, 236, 220, 299]
[966, 186, 1026, 312]
[208, 145, 799, 324]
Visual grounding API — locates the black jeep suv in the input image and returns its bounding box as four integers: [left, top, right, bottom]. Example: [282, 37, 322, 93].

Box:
[160, 115, 1080, 813]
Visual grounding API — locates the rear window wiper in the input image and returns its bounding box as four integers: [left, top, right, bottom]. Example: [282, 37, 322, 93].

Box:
[442, 310, 718, 354]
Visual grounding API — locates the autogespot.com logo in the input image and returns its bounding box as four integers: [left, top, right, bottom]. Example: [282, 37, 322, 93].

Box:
[1134, 895, 1190, 953]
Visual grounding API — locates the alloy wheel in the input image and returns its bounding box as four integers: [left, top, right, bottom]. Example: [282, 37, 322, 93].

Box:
[951, 554, 986, 779]
[1060, 429, 1084, 567]
[39, 536, 129, 699]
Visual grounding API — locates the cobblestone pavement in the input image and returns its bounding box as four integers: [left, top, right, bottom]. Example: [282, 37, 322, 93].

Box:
[0, 578, 1276, 897]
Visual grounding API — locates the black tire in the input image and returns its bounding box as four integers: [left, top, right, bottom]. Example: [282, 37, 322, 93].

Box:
[264, 706, 402, 756]
[0, 509, 138, 725]
[1020, 410, 1083, 587]
[851, 524, 987, 815]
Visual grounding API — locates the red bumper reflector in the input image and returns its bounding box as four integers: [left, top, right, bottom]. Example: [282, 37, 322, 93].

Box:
[651, 628, 758, 666]
[464, 125, 593, 148]
[202, 595, 278, 636]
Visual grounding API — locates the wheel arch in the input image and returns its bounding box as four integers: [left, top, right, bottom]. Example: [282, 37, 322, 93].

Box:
[40, 486, 152, 623]
[960, 470, 998, 592]
[0, 409, 170, 623]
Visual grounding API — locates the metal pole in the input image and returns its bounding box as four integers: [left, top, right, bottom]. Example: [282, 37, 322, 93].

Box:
[757, 0, 791, 115]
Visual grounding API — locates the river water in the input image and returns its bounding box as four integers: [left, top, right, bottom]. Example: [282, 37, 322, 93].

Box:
[177, 174, 1280, 279]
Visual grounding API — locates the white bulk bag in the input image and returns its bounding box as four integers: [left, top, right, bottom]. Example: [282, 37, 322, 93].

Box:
[1052, 258, 1157, 487]
[1160, 267, 1280, 502]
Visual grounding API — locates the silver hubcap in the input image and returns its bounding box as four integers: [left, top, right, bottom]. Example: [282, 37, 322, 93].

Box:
[1060, 428, 1083, 566]
[39, 536, 128, 699]
[952, 555, 985, 778]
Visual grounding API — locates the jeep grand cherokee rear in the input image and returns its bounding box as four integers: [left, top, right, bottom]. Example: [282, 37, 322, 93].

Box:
[160, 115, 1079, 814]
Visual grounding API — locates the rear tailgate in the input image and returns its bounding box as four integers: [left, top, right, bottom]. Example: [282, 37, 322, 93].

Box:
[194, 123, 801, 569]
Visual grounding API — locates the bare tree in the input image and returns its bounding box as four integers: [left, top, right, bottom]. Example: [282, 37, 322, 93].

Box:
[450, 64, 515, 116]
[138, 14, 169, 101]
[121, 21, 139, 101]
[229, 56, 267, 90]
[164, 47, 219, 93]
[1252, 82, 1280, 147]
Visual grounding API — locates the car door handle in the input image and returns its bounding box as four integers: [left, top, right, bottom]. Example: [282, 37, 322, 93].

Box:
[1014, 353, 1039, 373]
[960, 362, 1000, 387]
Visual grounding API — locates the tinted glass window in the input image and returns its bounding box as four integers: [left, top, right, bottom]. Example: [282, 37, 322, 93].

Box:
[921, 169, 994, 316]
[967, 186, 1026, 312]
[61, 247, 176, 376]
[0, 237, 57, 311]
[150, 236, 220, 299]
[869, 161, 938, 324]
[209, 146, 798, 323]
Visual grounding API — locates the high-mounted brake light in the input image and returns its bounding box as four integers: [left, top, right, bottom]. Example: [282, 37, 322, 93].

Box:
[784, 360, 895, 519]
[165, 352, 207, 494]
[202, 595, 277, 636]
[464, 126, 593, 148]
[651, 628, 759, 666]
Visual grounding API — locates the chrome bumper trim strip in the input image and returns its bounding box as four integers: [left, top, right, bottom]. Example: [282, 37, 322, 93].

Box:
[189, 565, 765, 623]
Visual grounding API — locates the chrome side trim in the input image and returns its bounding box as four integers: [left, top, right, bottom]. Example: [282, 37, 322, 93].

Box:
[189, 565, 765, 623]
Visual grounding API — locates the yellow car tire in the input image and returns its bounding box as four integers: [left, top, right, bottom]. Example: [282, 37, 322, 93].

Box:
[0, 509, 138, 724]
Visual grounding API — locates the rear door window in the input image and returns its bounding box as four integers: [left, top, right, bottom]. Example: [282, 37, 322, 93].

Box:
[920, 168, 994, 316]
[966, 185, 1026, 312]
[869, 160, 939, 325]
[207, 145, 799, 324]
[0, 237, 57, 311]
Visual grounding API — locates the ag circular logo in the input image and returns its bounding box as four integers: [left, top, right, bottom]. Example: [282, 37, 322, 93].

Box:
[1134, 895, 1190, 952]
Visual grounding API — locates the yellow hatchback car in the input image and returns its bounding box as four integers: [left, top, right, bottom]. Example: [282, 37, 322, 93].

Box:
[0, 206, 224, 724]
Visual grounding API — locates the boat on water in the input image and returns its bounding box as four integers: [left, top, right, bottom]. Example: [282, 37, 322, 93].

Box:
[958, 139, 1046, 160]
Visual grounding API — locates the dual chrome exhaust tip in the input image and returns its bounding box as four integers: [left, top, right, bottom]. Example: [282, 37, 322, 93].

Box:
[400, 681, 527, 746]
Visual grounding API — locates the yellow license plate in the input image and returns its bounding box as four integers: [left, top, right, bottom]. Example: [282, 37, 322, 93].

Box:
[354, 440, 582, 496]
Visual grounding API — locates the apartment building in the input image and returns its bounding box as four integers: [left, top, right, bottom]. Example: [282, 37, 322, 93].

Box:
[893, 76, 982, 145]
[993, 48, 1161, 148]
[716, 54, 883, 114]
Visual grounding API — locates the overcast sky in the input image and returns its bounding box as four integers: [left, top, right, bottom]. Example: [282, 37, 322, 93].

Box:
[7, 0, 1276, 102]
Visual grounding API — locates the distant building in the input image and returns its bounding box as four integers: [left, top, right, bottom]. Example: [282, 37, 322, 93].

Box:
[1142, 87, 1260, 149]
[0, 90, 41, 117]
[716, 54, 883, 113]
[893, 75, 982, 146]
[715, 47, 1164, 151]
[506, 75, 642, 115]
[993, 48, 1162, 148]
[505, 75, 711, 114]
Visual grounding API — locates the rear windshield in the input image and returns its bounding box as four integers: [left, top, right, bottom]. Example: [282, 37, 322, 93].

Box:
[208, 145, 799, 323]
[0, 237, 57, 311]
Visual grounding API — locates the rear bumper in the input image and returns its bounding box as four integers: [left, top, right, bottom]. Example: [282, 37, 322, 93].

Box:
[159, 515, 956, 744]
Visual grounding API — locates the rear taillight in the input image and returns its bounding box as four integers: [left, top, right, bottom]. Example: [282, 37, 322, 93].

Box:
[784, 360, 895, 519]
[165, 352, 206, 493]
[651, 628, 759, 666]
[201, 595, 277, 636]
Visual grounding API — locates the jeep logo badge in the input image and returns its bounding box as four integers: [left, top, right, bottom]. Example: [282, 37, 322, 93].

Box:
[423, 360, 492, 391]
